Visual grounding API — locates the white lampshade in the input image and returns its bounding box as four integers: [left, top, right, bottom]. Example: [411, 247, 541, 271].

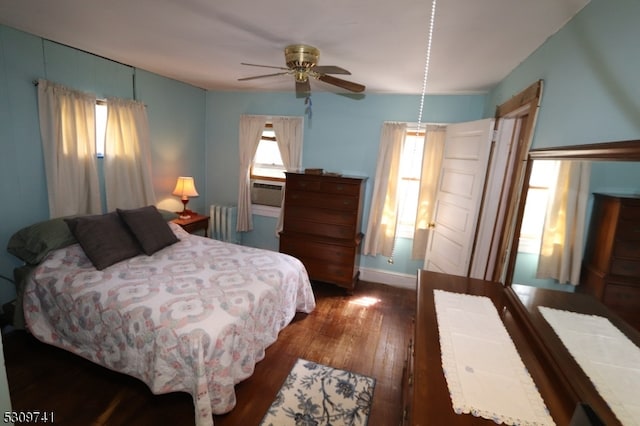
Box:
[172, 176, 199, 199]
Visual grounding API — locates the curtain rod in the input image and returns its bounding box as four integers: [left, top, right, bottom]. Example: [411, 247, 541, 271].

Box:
[32, 79, 145, 106]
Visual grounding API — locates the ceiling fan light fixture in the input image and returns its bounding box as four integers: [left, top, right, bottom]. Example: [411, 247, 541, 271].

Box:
[294, 71, 308, 83]
[284, 44, 319, 69]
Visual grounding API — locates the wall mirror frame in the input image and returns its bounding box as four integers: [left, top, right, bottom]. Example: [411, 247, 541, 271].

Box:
[501, 139, 640, 425]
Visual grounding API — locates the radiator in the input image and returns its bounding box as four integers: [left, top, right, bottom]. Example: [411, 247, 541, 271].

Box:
[209, 205, 239, 243]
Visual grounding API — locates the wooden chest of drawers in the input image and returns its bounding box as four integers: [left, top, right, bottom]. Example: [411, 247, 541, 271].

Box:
[581, 193, 640, 330]
[279, 172, 366, 291]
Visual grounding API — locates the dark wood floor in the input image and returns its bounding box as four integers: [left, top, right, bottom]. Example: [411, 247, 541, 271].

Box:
[2, 280, 416, 426]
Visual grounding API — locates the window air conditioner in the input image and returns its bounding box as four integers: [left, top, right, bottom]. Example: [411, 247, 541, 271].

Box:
[251, 181, 283, 207]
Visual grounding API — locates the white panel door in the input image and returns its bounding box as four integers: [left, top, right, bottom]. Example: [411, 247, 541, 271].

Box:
[424, 118, 495, 276]
[469, 118, 516, 279]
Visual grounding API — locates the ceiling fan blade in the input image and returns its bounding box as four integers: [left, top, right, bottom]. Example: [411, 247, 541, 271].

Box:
[316, 74, 365, 93]
[296, 79, 311, 95]
[241, 62, 289, 71]
[238, 72, 289, 81]
[312, 65, 351, 75]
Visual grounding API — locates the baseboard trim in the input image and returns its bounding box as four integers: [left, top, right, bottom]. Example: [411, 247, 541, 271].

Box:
[359, 267, 417, 290]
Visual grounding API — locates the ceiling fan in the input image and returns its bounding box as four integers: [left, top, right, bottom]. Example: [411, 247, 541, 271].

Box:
[238, 44, 366, 95]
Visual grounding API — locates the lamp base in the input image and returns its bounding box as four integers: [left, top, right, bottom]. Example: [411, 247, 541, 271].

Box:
[178, 198, 193, 219]
[177, 208, 195, 220]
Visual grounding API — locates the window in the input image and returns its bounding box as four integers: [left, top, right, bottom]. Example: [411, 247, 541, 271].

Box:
[396, 130, 425, 238]
[95, 101, 107, 158]
[251, 124, 286, 181]
[518, 160, 559, 253]
[250, 123, 286, 210]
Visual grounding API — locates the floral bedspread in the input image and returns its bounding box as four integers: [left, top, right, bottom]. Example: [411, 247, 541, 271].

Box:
[23, 223, 316, 426]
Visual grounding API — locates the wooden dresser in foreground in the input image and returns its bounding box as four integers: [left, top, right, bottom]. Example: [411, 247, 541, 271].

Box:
[580, 193, 640, 330]
[279, 172, 366, 291]
[403, 271, 574, 425]
[404, 270, 640, 425]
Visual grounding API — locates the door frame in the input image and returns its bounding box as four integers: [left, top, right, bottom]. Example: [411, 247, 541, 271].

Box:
[488, 80, 544, 282]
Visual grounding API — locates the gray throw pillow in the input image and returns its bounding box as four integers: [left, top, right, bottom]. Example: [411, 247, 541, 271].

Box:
[65, 212, 141, 270]
[117, 205, 179, 255]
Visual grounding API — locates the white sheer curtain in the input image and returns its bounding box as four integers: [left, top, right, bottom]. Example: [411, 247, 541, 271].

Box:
[104, 97, 156, 210]
[412, 127, 446, 259]
[363, 122, 407, 257]
[537, 161, 591, 285]
[237, 115, 267, 231]
[272, 116, 304, 235]
[37, 79, 102, 217]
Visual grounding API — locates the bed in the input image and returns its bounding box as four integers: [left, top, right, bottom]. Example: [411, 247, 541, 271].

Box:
[8, 207, 316, 426]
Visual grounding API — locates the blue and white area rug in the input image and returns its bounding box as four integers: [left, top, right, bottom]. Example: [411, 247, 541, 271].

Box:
[260, 358, 376, 426]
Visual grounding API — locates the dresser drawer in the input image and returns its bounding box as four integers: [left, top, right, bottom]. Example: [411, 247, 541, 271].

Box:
[610, 258, 640, 277]
[619, 204, 640, 221]
[615, 220, 640, 241]
[613, 238, 640, 258]
[286, 190, 360, 211]
[284, 205, 357, 226]
[286, 177, 321, 192]
[284, 219, 356, 239]
[302, 258, 357, 286]
[603, 284, 640, 312]
[320, 180, 361, 196]
[280, 234, 357, 265]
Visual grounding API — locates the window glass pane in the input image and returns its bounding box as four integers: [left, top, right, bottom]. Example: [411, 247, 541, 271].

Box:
[95, 103, 107, 158]
[399, 134, 424, 179]
[520, 188, 548, 238]
[396, 132, 425, 237]
[518, 160, 559, 253]
[529, 160, 558, 187]
[397, 179, 420, 231]
[252, 132, 285, 179]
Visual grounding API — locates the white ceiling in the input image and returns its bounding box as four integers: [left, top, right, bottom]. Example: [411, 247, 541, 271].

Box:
[0, 0, 590, 94]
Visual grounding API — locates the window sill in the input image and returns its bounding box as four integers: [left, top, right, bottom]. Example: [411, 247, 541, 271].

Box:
[252, 204, 281, 218]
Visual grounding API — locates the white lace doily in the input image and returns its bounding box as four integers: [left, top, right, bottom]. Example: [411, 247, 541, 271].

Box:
[434, 289, 555, 425]
[539, 306, 640, 426]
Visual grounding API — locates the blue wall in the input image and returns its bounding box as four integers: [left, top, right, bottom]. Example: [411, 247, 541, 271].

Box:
[0, 25, 206, 305]
[2, 0, 640, 303]
[485, 0, 640, 289]
[486, 0, 640, 147]
[205, 91, 487, 273]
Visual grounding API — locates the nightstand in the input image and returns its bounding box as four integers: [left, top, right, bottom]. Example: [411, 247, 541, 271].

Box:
[171, 213, 210, 237]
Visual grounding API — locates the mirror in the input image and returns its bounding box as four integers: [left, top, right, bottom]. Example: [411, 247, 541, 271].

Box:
[505, 139, 640, 289]
[503, 139, 640, 425]
[512, 159, 640, 292]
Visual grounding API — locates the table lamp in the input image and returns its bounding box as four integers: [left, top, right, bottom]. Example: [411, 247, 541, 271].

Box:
[172, 176, 199, 219]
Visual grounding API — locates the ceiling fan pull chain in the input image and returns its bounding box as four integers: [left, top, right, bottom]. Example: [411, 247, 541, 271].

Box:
[417, 0, 438, 132]
[305, 95, 312, 119]
[389, 0, 438, 265]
